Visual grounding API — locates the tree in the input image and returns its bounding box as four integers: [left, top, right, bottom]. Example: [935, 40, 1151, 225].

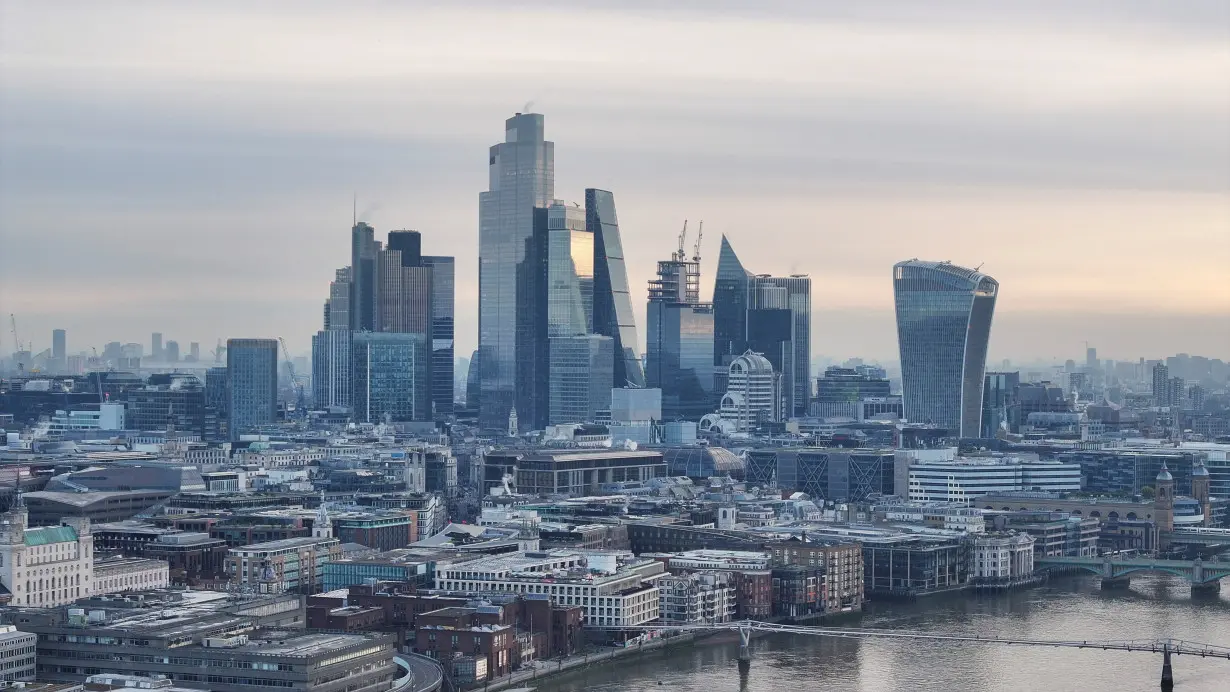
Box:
[1140, 485, 1155, 499]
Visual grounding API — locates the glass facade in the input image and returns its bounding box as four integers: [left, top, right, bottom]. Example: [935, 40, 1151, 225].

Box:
[422, 255, 455, 416]
[587, 188, 646, 389]
[548, 334, 615, 424]
[713, 235, 752, 368]
[545, 203, 594, 337]
[351, 332, 428, 423]
[478, 113, 555, 431]
[647, 298, 715, 422]
[893, 260, 998, 437]
[226, 338, 278, 439]
[350, 222, 379, 331]
[311, 330, 352, 410]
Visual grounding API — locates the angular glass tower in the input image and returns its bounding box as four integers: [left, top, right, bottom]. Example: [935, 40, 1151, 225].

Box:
[647, 248, 715, 421]
[478, 113, 554, 431]
[587, 188, 646, 389]
[893, 260, 998, 437]
[713, 235, 753, 368]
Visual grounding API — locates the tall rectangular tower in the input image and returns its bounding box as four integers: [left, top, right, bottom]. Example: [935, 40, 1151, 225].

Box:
[647, 246, 715, 422]
[422, 255, 455, 416]
[350, 222, 380, 332]
[226, 338, 279, 439]
[478, 113, 555, 431]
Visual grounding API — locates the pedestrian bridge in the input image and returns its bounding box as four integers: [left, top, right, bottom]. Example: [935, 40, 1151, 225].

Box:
[1036, 556, 1230, 591]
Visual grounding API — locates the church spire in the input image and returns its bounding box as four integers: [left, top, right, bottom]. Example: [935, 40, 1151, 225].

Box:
[313, 491, 332, 539]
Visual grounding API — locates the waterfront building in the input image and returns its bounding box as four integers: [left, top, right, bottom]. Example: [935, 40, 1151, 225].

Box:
[984, 510, 1101, 558]
[970, 532, 1035, 584]
[893, 260, 998, 437]
[311, 329, 352, 410]
[658, 571, 737, 624]
[350, 332, 429, 422]
[646, 237, 715, 421]
[433, 550, 663, 627]
[767, 539, 865, 612]
[478, 112, 555, 431]
[902, 457, 1082, 505]
[225, 338, 278, 438]
[861, 535, 970, 597]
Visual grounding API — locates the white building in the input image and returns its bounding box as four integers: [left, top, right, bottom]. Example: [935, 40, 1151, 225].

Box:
[93, 556, 170, 594]
[0, 625, 36, 682]
[434, 550, 662, 627]
[714, 351, 781, 432]
[879, 503, 988, 534]
[657, 571, 736, 624]
[0, 496, 94, 607]
[47, 402, 126, 435]
[971, 532, 1035, 582]
[907, 458, 1081, 506]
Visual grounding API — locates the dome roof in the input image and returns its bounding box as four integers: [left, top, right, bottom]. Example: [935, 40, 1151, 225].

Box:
[1156, 463, 1173, 482]
[1192, 460, 1210, 477]
[730, 350, 774, 375]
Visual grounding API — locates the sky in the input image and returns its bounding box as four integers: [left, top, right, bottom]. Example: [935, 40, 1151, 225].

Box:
[1, 0, 1228, 366]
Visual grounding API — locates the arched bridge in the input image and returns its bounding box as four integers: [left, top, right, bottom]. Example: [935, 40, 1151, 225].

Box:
[1036, 556, 1230, 593]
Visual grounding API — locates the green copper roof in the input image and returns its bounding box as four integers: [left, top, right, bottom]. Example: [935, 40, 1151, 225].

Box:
[24, 526, 78, 546]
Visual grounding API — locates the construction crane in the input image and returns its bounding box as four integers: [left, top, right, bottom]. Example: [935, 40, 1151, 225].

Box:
[692, 220, 704, 263]
[9, 314, 21, 353]
[278, 337, 307, 418]
[674, 220, 688, 262]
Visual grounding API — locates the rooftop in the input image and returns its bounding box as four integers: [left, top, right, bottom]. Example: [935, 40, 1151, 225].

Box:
[229, 536, 338, 553]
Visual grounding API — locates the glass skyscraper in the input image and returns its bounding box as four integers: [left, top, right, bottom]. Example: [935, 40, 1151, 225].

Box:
[351, 332, 428, 423]
[478, 113, 555, 431]
[711, 235, 811, 416]
[226, 338, 278, 439]
[350, 222, 379, 332]
[647, 247, 715, 421]
[422, 255, 455, 416]
[587, 188, 646, 389]
[311, 330, 352, 410]
[893, 260, 998, 437]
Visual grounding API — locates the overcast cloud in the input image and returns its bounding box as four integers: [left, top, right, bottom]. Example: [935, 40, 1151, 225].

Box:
[1, 0, 1227, 363]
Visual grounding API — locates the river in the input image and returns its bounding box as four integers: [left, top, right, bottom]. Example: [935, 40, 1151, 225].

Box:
[532, 575, 1230, 692]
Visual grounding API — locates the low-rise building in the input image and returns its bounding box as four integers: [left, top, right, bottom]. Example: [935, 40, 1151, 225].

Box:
[0, 499, 94, 608]
[414, 607, 516, 680]
[433, 550, 662, 627]
[971, 532, 1035, 586]
[92, 556, 170, 594]
[767, 539, 864, 612]
[657, 572, 736, 624]
[0, 625, 36, 682]
[985, 510, 1100, 559]
[224, 536, 342, 594]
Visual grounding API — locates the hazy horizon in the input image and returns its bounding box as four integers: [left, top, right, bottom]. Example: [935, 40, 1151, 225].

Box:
[2, 1, 1227, 364]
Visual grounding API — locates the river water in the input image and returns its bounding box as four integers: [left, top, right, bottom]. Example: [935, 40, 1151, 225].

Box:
[534, 575, 1230, 692]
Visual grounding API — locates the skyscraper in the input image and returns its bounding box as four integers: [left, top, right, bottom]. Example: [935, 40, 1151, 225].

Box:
[587, 188, 645, 389]
[1152, 362, 1171, 406]
[646, 237, 715, 421]
[378, 231, 432, 334]
[151, 332, 163, 361]
[165, 340, 180, 363]
[478, 112, 555, 431]
[324, 267, 352, 331]
[226, 338, 278, 439]
[711, 236, 811, 415]
[422, 255, 455, 416]
[51, 329, 66, 363]
[893, 260, 998, 437]
[350, 222, 380, 332]
[312, 330, 352, 410]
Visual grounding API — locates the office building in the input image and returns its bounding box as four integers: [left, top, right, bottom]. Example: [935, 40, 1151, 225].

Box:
[483, 448, 667, 496]
[478, 112, 555, 431]
[350, 221, 380, 332]
[188, 341, 200, 361]
[165, 340, 180, 363]
[715, 350, 782, 432]
[971, 533, 1035, 585]
[587, 188, 646, 389]
[204, 366, 228, 419]
[125, 374, 216, 437]
[12, 590, 394, 692]
[744, 448, 895, 502]
[0, 625, 36, 682]
[422, 254, 455, 416]
[902, 456, 1082, 505]
[224, 535, 342, 594]
[981, 371, 1021, 437]
[351, 332, 428, 423]
[151, 332, 163, 361]
[51, 329, 66, 367]
[893, 260, 998, 437]
[548, 335, 614, 424]
[813, 366, 892, 419]
[311, 330, 352, 411]
[323, 266, 352, 331]
[646, 235, 715, 421]
[225, 338, 278, 438]
[1152, 362, 1171, 406]
[378, 230, 432, 334]
[711, 237, 811, 416]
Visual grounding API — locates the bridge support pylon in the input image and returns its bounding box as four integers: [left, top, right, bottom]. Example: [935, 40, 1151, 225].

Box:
[1100, 576, 1131, 590]
[737, 625, 751, 674]
[1160, 643, 1173, 692]
[1191, 580, 1221, 597]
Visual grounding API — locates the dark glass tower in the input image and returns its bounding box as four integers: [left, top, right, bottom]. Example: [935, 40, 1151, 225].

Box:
[713, 235, 752, 368]
[350, 222, 379, 331]
[587, 188, 646, 389]
[646, 244, 715, 421]
[422, 255, 455, 416]
[478, 113, 555, 431]
[226, 338, 278, 439]
[893, 260, 998, 437]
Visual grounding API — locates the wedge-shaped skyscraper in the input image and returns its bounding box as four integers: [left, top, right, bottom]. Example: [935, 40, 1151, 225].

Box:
[893, 260, 998, 437]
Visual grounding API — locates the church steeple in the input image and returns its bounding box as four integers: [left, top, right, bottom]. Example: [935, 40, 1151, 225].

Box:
[313, 491, 332, 539]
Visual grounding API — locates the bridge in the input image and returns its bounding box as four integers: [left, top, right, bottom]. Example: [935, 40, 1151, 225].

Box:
[1036, 556, 1230, 594]
[604, 620, 1230, 691]
[1168, 527, 1230, 547]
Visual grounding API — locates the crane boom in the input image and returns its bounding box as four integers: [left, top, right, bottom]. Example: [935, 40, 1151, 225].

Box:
[692, 220, 704, 262]
[9, 314, 21, 352]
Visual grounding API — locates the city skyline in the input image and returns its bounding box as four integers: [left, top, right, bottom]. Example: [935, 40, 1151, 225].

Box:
[2, 1, 1228, 362]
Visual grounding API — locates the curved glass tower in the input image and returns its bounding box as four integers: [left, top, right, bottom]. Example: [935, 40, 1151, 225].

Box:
[893, 260, 998, 437]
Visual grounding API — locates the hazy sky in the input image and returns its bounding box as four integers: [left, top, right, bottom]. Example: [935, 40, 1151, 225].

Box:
[2, 0, 1228, 365]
